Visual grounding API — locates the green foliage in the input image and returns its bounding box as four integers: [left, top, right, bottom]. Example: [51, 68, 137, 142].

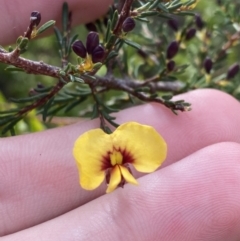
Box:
[0, 0, 240, 136]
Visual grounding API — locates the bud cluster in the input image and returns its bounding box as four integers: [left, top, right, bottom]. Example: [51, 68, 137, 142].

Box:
[72, 32, 105, 72]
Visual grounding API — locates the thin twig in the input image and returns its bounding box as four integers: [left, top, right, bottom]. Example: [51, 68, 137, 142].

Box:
[17, 81, 65, 116]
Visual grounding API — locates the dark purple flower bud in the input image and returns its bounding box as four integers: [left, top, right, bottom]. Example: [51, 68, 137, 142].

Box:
[86, 32, 99, 55]
[185, 28, 196, 41]
[166, 41, 179, 59]
[72, 40, 87, 58]
[227, 63, 240, 79]
[30, 11, 41, 27]
[122, 17, 136, 32]
[92, 45, 105, 63]
[203, 57, 213, 74]
[167, 19, 178, 32]
[195, 14, 204, 30]
[167, 60, 175, 72]
[85, 22, 97, 32]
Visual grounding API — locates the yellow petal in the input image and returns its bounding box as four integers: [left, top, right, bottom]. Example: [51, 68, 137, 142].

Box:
[110, 150, 123, 166]
[106, 166, 121, 193]
[73, 128, 113, 190]
[119, 165, 138, 185]
[112, 122, 167, 173]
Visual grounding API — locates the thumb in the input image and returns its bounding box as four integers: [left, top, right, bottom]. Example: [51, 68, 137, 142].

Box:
[0, 0, 112, 45]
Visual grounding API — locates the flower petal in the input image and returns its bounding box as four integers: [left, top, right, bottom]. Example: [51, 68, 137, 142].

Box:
[119, 165, 138, 185]
[106, 166, 121, 193]
[73, 129, 113, 190]
[112, 122, 167, 173]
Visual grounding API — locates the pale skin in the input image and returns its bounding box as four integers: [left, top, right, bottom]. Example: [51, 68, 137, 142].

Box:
[0, 1, 240, 240]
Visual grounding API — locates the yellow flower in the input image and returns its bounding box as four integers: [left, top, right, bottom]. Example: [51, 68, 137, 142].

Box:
[73, 122, 167, 193]
[78, 54, 94, 72]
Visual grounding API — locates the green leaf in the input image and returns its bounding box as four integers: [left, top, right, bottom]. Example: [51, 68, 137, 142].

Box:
[69, 75, 84, 83]
[93, 62, 103, 70]
[64, 90, 81, 97]
[149, 0, 161, 10]
[157, 14, 173, 19]
[124, 39, 141, 50]
[111, 10, 119, 30]
[1, 117, 22, 135]
[10, 128, 16, 136]
[185, 0, 197, 7]
[75, 86, 91, 95]
[54, 97, 73, 103]
[10, 93, 47, 103]
[157, 2, 169, 13]
[74, 77, 85, 83]
[82, 74, 96, 81]
[5, 66, 24, 72]
[105, 34, 117, 49]
[67, 34, 78, 55]
[34, 86, 53, 93]
[62, 2, 69, 34]
[103, 104, 119, 113]
[65, 97, 87, 112]
[53, 27, 63, 49]
[0, 109, 19, 114]
[105, 19, 111, 43]
[136, 2, 151, 12]
[47, 103, 68, 116]
[106, 118, 119, 128]
[0, 115, 15, 126]
[135, 17, 149, 23]
[16, 36, 23, 45]
[106, 51, 118, 61]
[162, 94, 173, 100]
[103, 126, 112, 134]
[8, 46, 13, 52]
[18, 37, 29, 50]
[140, 11, 159, 17]
[42, 97, 55, 121]
[102, 110, 116, 120]
[59, 76, 68, 84]
[115, 39, 124, 52]
[36, 20, 56, 35]
[91, 104, 98, 119]
[167, 3, 183, 11]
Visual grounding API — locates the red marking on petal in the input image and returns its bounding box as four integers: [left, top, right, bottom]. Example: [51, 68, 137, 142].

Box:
[120, 147, 135, 165]
[100, 147, 135, 171]
[101, 151, 112, 170]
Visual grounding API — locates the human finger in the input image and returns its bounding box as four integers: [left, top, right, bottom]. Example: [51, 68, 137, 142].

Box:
[1, 89, 240, 235]
[0, 0, 112, 45]
[3, 142, 240, 241]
